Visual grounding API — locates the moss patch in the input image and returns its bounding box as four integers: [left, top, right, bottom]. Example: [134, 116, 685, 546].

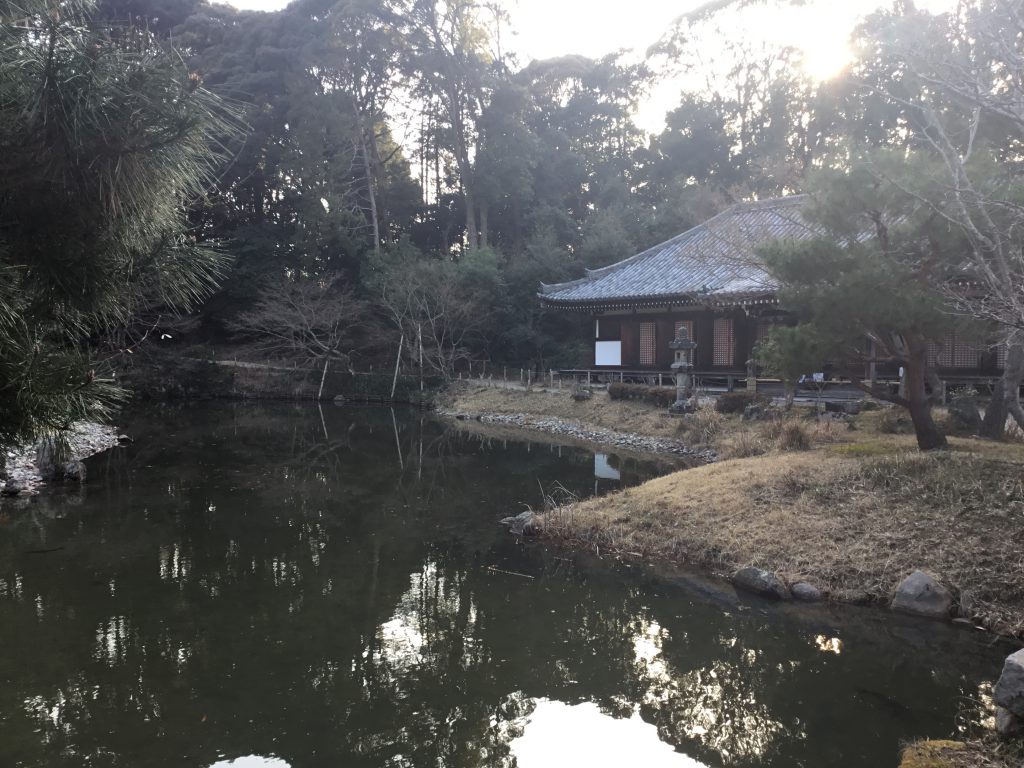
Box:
[900, 741, 965, 768]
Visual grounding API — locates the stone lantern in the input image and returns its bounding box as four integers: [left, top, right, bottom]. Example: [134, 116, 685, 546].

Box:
[669, 325, 698, 413]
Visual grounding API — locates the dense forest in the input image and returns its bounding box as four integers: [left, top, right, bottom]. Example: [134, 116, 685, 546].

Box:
[4, 0, 1024, 446]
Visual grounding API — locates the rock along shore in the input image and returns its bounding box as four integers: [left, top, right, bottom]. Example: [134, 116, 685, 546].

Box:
[2, 422, 120, 496]
[438, 409, 716, 463]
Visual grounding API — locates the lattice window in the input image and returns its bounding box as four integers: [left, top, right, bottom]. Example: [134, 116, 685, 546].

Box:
[952, 339, 981, 369]
[673, 319, 693, 342]
[640, 322, 656, 367]
[927, 334, 954, 368]
[928, 333, 981, 369]
[713, 317, 735, 367]
[997, 343, 1007, 370]
[756, 320, 774, 343]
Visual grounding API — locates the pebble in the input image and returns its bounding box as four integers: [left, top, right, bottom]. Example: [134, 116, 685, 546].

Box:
[440, 410, 716, 462]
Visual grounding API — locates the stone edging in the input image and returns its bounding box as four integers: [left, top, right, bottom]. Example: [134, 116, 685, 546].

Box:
[438, 409, 717, 463]
[2, 423, 120, 497]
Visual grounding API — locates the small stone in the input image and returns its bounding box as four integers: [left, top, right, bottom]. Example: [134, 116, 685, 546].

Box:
[832, 588, 872, 605]
[994, 648, 1024, 719]
[63, 460, 86, 483]
[791, 582, 823, 602]
[499, 510, 542, 537]
[732, 567, 790, 600]
[572, 389, 593, 401]
[2, 479, 26, 497]
[995, 706, 1024, 737]
[891, 570, 953, 620]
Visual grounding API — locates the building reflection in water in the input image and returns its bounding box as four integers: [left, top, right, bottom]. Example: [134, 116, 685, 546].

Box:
[209, 757, 289, 768]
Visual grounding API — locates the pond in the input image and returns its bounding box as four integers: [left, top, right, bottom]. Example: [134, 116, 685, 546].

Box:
[0, 403, 1011, 768]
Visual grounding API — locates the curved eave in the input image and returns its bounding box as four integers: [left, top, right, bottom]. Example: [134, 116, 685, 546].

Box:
[537, 291, 780, 313]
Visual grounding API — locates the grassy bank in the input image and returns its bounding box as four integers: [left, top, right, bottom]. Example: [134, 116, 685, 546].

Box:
[900, 738, 1023, 768]
[448, 383, 1024, 638]
[441, 382, 685, 439]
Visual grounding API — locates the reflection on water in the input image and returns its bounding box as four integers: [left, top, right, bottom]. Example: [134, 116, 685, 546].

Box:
[512, 700, 707, 767]
[0, 403, 1012, 768]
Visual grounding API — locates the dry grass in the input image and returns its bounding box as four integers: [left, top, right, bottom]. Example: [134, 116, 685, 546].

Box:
[901, 738, 1024, 768]
[450, 382, 1024, 635]
[542, 447, 1024, 637]
[447, 383, 684, 439]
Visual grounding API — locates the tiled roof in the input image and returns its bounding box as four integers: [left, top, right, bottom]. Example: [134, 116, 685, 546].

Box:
[539, 195, 819, 308]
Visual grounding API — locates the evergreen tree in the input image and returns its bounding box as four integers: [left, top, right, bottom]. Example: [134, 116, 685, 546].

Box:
[0, 0, 239, 443]
[760, 156, 981, 451]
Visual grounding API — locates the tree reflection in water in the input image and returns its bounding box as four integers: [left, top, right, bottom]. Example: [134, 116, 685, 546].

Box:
[0, 403, 1011, 768]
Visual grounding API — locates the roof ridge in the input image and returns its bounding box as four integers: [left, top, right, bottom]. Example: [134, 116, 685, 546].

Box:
[578, 194, 807, 282]
[538, 193, 812, 299]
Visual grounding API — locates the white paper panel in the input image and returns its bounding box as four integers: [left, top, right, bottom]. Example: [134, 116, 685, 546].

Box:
[595, 341, 621, 366]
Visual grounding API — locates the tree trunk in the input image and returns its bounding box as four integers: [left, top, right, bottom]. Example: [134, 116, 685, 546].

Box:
[980, 374, 1007, 439]
[905, 348, 947, 451]
[479, 204, 488, 248]
[463, 181, 479, 251]
[1004, 337, 1024, 430]
[360, 133, 381, 255]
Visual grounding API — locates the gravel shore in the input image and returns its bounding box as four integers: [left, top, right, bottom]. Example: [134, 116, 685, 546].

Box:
[439, 409, 716, 463]
[2, 423, 120, 496]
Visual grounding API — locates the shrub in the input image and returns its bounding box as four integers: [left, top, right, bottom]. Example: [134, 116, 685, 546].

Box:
[715, 391, 766, 414]
[690, 404, 724, 444]
[608, 382, 647, 401]
[608, 382, 678, 408]
[777, 421, 811, 451]
[878, 409, 911, 434]
[721, 430, 767, 458]
[646, 387, 677, 408]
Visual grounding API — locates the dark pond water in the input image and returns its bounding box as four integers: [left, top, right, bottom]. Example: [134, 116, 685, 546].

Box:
[0, 403, 1013, 768]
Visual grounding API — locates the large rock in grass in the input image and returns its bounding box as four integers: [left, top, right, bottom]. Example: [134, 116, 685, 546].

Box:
[995, 706, 1024, 737]
[732, 567, 789, 600]
[994, 648, 1024, 719]
[891, 570, 952, 620]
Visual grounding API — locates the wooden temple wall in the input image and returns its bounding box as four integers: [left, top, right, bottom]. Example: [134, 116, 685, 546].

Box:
[583, 309, 1005, 377]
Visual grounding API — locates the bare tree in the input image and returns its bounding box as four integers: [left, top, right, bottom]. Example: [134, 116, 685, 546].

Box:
[231, 279, 367, 396]
[377, 261, 486, 381]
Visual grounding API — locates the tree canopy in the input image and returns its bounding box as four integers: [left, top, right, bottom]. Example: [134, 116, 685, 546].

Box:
[7, 0, 1024, 449]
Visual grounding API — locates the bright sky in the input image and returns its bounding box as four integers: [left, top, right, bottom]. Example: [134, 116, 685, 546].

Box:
[213, 0, 959, 133]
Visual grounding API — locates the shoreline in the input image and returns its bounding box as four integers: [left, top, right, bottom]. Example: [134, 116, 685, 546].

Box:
[2, 422, 120, 497]
[436, 408, 716, 464]
[445, 383, 1024, 642]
